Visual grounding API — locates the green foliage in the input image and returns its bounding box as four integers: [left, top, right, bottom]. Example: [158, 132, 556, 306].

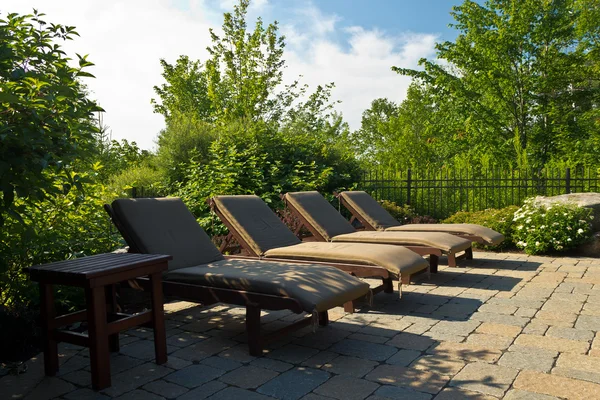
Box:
[512, 198, 593, 254]
[0, 10, 103, 225]
[95, 137, 153, 183]
[379, 200, 416, 224]
[0, 178, 120, 311]
[443, 206, 520, 249]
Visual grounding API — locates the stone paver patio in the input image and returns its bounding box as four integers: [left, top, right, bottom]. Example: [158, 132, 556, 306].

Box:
[3, 251, 600, 399]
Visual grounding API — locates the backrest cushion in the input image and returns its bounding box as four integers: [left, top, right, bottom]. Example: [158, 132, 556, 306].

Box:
[285, 191, 356, 240]
[111, 197, 224, 271]
[340, 191, 401, 230]
[212, 195, 302, 255]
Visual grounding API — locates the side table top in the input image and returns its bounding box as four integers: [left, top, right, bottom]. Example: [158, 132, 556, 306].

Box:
[28, 253, 172, 284]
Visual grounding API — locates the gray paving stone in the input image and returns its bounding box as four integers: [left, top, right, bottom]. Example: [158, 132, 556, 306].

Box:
[323, 355, 379, 377]
[386, 332, 436, 351]
[63, 388, 111, 400]
[575, 315, 600, 330]
[201, 356, 243, 371]
[301, 350, 339, 369]
[498, 350, 556, 373]
[164, 355, 193, 370]
[372, 385, 432, 399]
[386, 349, 422, 366]
[410, 355, 465, 376]
[209, 386, 274, 400]
[24, 377, 75, 400]
[178, 381, 227, 400]
[101, 363, 172, 397]
[266, 344, 319, 364]
[449, 362, 518, 397]
[330, 339, 398, 361]
[428, 320, 480, 336]
[349, 332, 390, 344]
[365, 364, 450, 394]
[546, 326, 594, 342]
[171, 337, 237, 361]
[166, 331, 208, 348]
[164, 364, 225, 388]
[113, 389, 165, 400]
[314, 375, 379, 400]
[470, 312, 530, 327]
[251, 357, 294, 372]
[218, 344, 258, 363]
[503, 389, 560, 399]
[220, 365, 279, 388]
[143, 379, 189, 398]
[257, 367, 330, 400]
[434, 387, 498, 399]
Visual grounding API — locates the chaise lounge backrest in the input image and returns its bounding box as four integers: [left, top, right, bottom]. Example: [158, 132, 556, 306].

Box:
[110, 197, 224, 271]
[339, 191, 401, 230]
[283, 191, 356, 241]
[211, 195, 302, 256]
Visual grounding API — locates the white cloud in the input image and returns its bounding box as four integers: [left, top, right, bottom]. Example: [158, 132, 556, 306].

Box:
[3, 1, 438, 150]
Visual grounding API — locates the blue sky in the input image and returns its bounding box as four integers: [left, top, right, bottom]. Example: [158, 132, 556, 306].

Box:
[4, 0, 465, 150]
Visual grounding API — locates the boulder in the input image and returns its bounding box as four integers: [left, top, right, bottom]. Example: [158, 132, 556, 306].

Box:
[532, 193, 600, 232]
[577, 232, 600, 257]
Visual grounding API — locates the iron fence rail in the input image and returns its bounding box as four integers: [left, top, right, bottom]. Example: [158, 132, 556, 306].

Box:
[359, 167, 600, 220]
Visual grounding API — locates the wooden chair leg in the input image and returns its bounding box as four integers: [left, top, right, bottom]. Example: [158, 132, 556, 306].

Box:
[40, 283, 59, 376]
[430, 254, 439, 274]
[150, 273, 167, 365]
[383, 277, 394, 294]
[246, 304, 262, 356]
[86, 287, 110, 390]
[318, 311, 329, 326]
[105, 285, 120, 353]
[343, 301, 355, 313]
[448, 253, 457, 268]
[466, 247, 474, 260]
[401, 275, 411, 285]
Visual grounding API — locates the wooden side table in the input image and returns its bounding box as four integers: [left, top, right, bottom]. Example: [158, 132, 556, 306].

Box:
[28, 253, 172, 390]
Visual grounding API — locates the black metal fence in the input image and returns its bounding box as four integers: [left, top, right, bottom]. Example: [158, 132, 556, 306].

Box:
[359, 167, 600, 220]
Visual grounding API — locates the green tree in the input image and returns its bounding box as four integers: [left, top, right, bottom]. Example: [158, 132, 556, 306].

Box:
[392, 0, 600, 169]
[0, 10, 102, 225]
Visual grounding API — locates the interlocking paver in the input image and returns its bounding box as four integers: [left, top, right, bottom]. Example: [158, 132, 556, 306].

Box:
[322, 355, 378, 377]
[365, 364, 450, 394]
[386, 332, 436, 351]
[143, 380, 189, 398]
[503, 389, 559, 399]
[513, 333, 590, 354]
[449, 362, 517, 397]
[314, 375, 379, 400]
[219, 365, 278, 388]
[409, 355, 465, 375]
[466, 333, 514, 350]
[475, 322, 521, 338]
[545, 326, 594, 341]
[164, 364, 225, 389]
[513, 370, 600, 399]
[330, 339, 398, 361]
[426, 342, 503, 363]
[257, 367, 330, 400]
[498, 348, 556, 372]
[371, 384, 432, 399]
[434, 387, 498, 399]
[553, 353, 600, 384]
[385, 349, 422, 366]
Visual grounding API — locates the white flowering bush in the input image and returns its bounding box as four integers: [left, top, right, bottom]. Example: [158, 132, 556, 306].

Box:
[513, 198, 593, 255]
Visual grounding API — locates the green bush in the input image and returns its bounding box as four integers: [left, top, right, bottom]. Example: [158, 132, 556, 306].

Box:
[443, 206, 519, 249]
[379, 199, 437, 224]
[512, 198, 593, 255]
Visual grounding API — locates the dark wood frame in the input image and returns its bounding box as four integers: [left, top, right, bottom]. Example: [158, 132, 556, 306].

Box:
[104, 204, 347, 356]
[208, 198, 394, 297]
[29, 254, 170, 390]
[334, 192, 474, 268]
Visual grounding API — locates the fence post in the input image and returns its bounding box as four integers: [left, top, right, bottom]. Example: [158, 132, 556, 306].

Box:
[565, 168, 571, 194]
[406, 168, 412, 205]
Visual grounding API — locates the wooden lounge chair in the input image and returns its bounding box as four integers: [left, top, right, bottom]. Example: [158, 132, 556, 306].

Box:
[209, 195, 429, 297]
[104, 197, 371, 355]
[282, 191, 473, 271]
[337, 191, 505, 247]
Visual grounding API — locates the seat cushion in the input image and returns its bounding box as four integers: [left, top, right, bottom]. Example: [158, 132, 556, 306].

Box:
[212, 195, 302, 256]
[340, 191, 401, 230]
[285, 191, 356, 240]
[164, 259, 370, 313]
[111, 197, 224, 271]
[331, 231, 472, 253]
[387, 224, 505, 246]
[264, 242, 429, 278]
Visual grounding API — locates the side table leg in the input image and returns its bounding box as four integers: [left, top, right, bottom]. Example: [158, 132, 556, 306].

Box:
[40, 283, 59, 376]
[149, 272, 167, 365]
[105, 285, 120, 352]
[86, 287, 110, 390]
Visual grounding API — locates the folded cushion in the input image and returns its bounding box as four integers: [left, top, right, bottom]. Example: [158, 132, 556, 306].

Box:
[212, 195, 301, 255]
[165, 258, 370, 312]
[111, 198, 224, 271]
[340, 191, 401, 230]
[387, 224, 505, 246]
[331, 231, 472, 253]
[285, 191, 356, 240]
[264, 242, 429, 278]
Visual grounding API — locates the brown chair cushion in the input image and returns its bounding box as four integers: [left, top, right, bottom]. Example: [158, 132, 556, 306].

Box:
[111, 197, 224, 271]
[212, 195, 301, 256]
[331, 231, 472, 253]
[387, 224, 505, 246]
[285, 191, 356, 240]
[165, 258, 370, 313]
[340, 191, 401, 230]
[264, 242, 429, 278]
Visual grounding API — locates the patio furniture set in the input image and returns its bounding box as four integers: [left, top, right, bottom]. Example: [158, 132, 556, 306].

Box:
[29, 191, 504, 390]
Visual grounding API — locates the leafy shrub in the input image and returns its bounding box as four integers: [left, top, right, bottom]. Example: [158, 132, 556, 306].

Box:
[512, 198, 593, 255]
[443, 206, 519, 249]
[379, 200, 437, 225]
